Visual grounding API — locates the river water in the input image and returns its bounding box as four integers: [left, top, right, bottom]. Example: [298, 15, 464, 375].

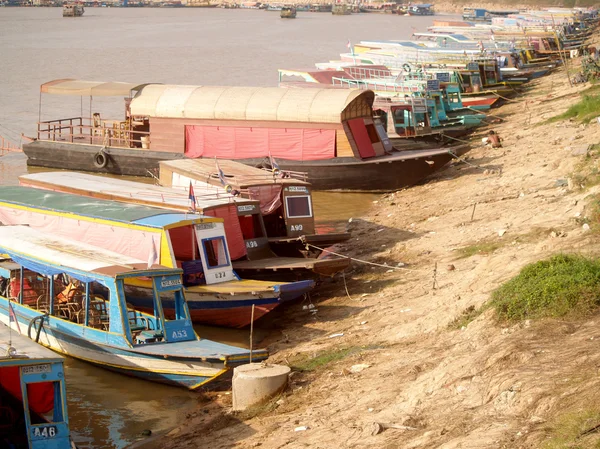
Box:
[0, 7, 445, 447]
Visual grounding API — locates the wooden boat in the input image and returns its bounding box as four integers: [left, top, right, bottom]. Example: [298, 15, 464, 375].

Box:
[0, 186, 315, 328]
[0, 226, 268, 389]
[62, 2, 84, 16]
[280, 5, 296, 18]
[158, 159, 352, 256]
[23, 81, 469, 192]
[19, 173, 350, 279]
[0, 323, 75, 448]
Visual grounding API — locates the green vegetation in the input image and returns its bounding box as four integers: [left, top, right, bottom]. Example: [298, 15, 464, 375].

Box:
[456, 241, 502, 259]
[290, 345, 380, 372]
[490, 254, 600, 322]
[542, 409, 600, 449]
[547, 94, 600, 124]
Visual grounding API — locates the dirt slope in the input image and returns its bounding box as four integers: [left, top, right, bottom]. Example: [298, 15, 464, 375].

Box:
[143, 54, 600, 449]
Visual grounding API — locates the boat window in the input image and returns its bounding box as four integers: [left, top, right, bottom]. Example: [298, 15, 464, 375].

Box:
[201, 237, 230, 269]
[26, 381, 64, 425]
[239, 213, 265, 239]
[285, 195, 312, 218]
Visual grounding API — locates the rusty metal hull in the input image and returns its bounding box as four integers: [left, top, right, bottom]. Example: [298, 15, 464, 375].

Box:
[23, 140, 183, 177]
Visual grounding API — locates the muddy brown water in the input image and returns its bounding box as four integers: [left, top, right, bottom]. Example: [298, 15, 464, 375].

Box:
[0, 7, 451, 447]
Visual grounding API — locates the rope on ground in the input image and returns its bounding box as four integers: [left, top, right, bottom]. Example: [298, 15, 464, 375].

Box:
[441, 133, 472, 145]
[492, 91, 522, 103]
[304, 242, 426, 272]
[446, 149, 485, 170]
[465, 106, 504, 122]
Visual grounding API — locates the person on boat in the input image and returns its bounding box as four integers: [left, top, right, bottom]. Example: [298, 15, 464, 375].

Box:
[9, 275, 38, 306]
[56, 279, 83, 304]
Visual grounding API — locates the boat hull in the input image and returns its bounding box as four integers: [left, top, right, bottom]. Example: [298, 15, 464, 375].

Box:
[23, 141, 469, 192]
[0, 300, 230, 389]
[23, 140, 183, 177]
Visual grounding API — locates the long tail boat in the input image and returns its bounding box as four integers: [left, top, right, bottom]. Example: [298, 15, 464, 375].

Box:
[0, 225, 268, 389]
[0, 186, 314, 328]
[157, 158, 351, 256]
[18, 173, 351, 279]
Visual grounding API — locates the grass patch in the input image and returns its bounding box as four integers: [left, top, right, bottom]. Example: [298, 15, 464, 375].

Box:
[448, 305, 482, 329]
[290, 345, 380, 372]
[490, 254, 600, 322]
[542, 409, 600, 449]
[546, 94, 600, 124]
[570, 145, 600, 191]
[456, 241, 502, 259]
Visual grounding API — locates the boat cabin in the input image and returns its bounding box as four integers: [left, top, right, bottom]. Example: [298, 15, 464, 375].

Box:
[373, 97, 437, 138]
[0, 324, 73, 449]
[159, 159, 316, 238]
[0, 186, 238, 286]
[18, 172, 270, 262]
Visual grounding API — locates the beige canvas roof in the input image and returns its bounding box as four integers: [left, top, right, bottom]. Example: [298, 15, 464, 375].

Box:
[130, 85, 374, 124]
[40, 79, 148, 96]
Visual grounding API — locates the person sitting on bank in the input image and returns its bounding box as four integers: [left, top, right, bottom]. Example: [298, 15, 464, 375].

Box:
[486, 130, 503, 148]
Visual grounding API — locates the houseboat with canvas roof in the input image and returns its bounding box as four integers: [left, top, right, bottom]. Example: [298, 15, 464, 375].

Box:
[0, 186, 314, 328]
[18, 172, 350, 279]
[0, 323, 75, 448]
[158, 159, 351, 256]
[0, 225, 268, 389]
[23, 80, 470, 192]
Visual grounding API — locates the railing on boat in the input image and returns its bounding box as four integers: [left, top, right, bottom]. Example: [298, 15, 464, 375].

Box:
[36, 116, 151, 149]
[0, 136, 22, 155]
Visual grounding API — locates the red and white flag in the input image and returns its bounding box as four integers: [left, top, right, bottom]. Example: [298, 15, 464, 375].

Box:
[346, 39, 351, 49]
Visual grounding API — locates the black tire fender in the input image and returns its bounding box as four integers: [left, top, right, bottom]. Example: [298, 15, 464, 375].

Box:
[94, 151, 108, 169]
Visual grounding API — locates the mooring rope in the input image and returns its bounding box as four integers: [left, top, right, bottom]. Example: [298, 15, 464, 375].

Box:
[304, 242, 425, 272]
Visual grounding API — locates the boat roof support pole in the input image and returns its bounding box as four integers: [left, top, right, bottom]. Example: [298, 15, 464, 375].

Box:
[38, 92, 42, 124]
[89, 96, 92, 127]
[49, 274, 55, 316]
[19, 266, 24, 305]
[84, 282, 90, 327]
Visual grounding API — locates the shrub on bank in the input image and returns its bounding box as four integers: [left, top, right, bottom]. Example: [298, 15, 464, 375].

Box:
[490, 254, 600, 322]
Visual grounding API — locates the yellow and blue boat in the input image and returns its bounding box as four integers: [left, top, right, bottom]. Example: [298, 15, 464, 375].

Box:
[0, 186, 314, 328]
[0, 225, 268, 389]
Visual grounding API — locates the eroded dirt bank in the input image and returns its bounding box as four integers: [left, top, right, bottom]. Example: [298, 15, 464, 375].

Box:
[139, 51, 600, 449]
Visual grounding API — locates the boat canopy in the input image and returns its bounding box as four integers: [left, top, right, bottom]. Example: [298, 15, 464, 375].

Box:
[130, 85, 375, 124]
[0, 225, 155, 282]
[0, 186, 218, 229]
[40, 79, 150, 97]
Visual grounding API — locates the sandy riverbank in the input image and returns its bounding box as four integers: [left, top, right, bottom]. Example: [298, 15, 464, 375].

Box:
[135, 39, 600, 449]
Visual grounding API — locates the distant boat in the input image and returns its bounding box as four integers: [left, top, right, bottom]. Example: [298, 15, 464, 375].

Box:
[280, 5, 296, 18]
[332, 3, 351, 15]
[62, 2, 84, 16]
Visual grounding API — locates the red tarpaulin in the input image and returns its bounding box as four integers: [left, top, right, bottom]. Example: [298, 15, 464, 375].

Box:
[0, 367, 55, 415]
[347, 118, 376, 158]
[247, 185, 282, 215]
[185, 126, 336, 161]
[202, 204, 247, 260]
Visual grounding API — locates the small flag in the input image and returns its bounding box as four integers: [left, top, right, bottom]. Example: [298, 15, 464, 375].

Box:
[269, 152, 280, 174]
[8, 301, 21, 333]
[346, 39, 351, 49]
[215, 158, 226, 186]
[188, 181, 196, 212]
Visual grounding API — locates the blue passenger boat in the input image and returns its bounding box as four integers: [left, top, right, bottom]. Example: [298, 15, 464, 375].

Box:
[0, 226, 268, 389]
[0, 322, 74, 448]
